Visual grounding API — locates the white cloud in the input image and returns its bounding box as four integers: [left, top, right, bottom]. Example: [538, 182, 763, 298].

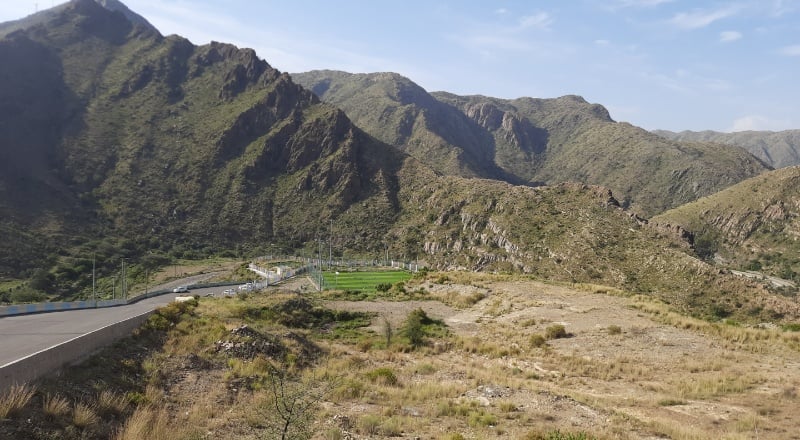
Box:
[669, 7, 739, 29]
[729, 115, 787, 132]
[495, 8, 508, 15]
[594, 39, 611, 46]
[779, 44, 800, 56]
[519, 12, 553, 30]
[612, 0, 674, 8]
[720, 31, 742, 42]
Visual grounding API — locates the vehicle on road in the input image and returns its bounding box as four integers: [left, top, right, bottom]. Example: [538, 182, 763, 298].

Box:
[223, 289, 235, 296]
[172, 286, 189, 293]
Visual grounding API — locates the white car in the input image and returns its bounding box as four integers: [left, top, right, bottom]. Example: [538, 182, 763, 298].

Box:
[223, 289, 235, 296]
[172, 286, 189, 293]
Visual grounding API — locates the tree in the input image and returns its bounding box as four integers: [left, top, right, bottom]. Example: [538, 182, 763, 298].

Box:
[402, 308, 428, 347]
[693, 231, 718, 261]
[262, 366, 335, 440]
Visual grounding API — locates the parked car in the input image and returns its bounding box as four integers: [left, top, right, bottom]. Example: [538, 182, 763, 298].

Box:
[223, 289, 235, 296]
[172, 286, 189, 293]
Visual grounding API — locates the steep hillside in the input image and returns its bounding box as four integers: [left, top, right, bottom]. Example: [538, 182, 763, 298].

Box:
[291, 70, 517, 182]
[390, 169, 793, 321]
[655, 129, 800, 169]
[654, 166, 800, 283]
[294, 70, 770, 216]
[0, 0, 408, 296]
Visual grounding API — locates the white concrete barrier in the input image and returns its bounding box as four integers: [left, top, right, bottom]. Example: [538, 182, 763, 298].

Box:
[0, 310, 154, 391]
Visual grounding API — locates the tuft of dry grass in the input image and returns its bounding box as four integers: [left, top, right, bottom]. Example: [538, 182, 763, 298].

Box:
[0, 383, 36, 419]
[98, 389, 129, 416]
[42, 393, 70, 419]
[72, 402, 100, 429]
[114, 406, 184, 440]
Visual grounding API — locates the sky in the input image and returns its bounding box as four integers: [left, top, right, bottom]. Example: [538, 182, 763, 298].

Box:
[2, 0, 799, 132]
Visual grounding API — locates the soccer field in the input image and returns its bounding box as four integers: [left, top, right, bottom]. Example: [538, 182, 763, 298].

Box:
[321, 270, 411, 291]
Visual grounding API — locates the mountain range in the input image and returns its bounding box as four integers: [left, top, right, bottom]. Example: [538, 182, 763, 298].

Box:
[654, 129, 800, 169]
[0, 0, 798, 322]
[293, 70, 770, 216]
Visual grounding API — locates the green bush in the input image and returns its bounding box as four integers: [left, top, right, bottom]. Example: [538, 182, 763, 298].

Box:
[365, 367, 399, 386]
[375, 283, 392, 292]
[545, 324, 568, 340]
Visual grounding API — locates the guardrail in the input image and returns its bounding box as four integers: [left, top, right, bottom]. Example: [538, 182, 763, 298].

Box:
[0, 281, 248, 318]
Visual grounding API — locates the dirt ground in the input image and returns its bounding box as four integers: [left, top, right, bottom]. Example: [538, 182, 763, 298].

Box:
[320, 277, 800, 439]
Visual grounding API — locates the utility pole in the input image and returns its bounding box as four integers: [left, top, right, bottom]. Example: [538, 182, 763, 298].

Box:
[121, 258, 126, 300]
[329, 219, 333, 270]
[92, 254, 96, 307]
[317, 236, 323, 290]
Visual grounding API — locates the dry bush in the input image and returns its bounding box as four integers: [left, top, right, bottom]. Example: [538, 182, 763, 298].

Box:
[98, 389, 129, 416]
[114, 406, 179, 440]
[0, 383, 36, 418]
[72, 402, 100, 429]
[530, 334, 547, 348]
[42, 393, 70, 419]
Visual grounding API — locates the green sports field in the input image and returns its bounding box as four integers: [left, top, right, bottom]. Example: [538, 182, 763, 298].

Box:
[321, 270, 411, 291]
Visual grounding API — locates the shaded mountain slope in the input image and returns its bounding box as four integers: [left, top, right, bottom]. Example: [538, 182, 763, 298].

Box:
[654, 166, 800, 283]
[294, 70, 770, 217]
[291, 70, 518, 182]
[0, 0, 408, 292]
[654, 129, 800, 169]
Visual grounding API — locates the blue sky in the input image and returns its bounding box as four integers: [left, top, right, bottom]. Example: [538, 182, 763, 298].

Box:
[2, 0, 800, 132]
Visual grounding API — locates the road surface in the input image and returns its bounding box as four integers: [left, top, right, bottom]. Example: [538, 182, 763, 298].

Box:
[0, 279, 222, 367]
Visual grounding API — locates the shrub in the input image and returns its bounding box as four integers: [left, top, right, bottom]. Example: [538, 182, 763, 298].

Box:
[468, 411, 498, 427]
[530, 334, 547, 347]
[358, 414, 381, 435]
[376, 283, 392, 292]
[544, 324, 568, 340]
[42, 394, 70, 419]
[366, 367, 399, 386]
[607, 325, 622, 335]
[72, 403, 99, 429]
[97, 390, 129, 416]
[0, 383, 36, 418]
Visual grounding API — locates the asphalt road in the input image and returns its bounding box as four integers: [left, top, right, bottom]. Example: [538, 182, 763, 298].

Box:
[0, 279, 226, 367]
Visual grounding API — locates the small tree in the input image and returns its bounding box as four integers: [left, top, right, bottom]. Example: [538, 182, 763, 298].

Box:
[262, 366, 335, 440]
[403, 308, 429, 347]
[381, 315, 393, 348]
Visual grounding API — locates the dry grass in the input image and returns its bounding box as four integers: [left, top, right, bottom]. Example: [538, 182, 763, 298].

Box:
[72, 402, 100, 429]
[673, 373, 765, 399]
[0, 383, 36, 419]
[42, 393, 70, 419]
[114, 406, 192, 440]
[97, 390, 129, 416]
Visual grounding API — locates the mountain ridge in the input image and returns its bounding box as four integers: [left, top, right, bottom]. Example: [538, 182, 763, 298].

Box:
[654, 128, 800, 169]
[293, 70, 770, 216]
